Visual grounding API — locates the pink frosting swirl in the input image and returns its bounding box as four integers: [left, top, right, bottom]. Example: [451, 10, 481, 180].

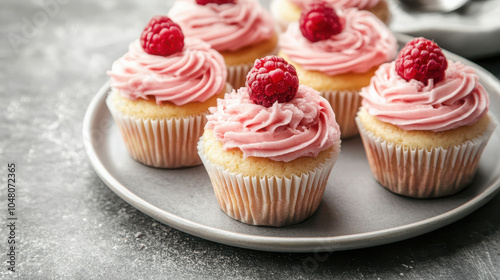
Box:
[205, 85, 340, 162]
[289, 0, 380, 11]
[168, 0, 275, 52]
[361, 60, 490, 132]
[107, 38, 227, 106]
[279, 8, 397, 76]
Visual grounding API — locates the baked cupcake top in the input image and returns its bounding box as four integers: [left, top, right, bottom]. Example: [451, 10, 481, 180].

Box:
[168, 0, 275, 52]
[279, 7, 397, 76]
[107, 19, 227, 106]
[361, 38, 489, 132]
[289, 0, 380, 10]
[205, 56, 340, 162]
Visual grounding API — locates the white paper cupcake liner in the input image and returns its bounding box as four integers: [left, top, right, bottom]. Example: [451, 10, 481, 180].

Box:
[355, 115, 497, 198]
[226, 63, 254, 90]
[198, 137, 341, 226]
[106, 96, 206, 168]
[321, 89, 363, 139]
[271, 0, 390, 30]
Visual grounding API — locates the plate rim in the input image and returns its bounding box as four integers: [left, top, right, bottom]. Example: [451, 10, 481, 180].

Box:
[83, 35, 500, 253]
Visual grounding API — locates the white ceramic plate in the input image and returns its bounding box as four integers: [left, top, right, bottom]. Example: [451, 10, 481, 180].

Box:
[83, 37, 500, 253]
[389, 0, 500, 58]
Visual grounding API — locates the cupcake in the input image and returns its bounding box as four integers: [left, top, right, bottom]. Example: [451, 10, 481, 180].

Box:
[168, 0, 278, 89]
[357, 37, 496, 198]
[271, 0, 390, 31]
[279, 4, 397, 138]
[106, 16, 228, 168]
[198, 56, 341, 226]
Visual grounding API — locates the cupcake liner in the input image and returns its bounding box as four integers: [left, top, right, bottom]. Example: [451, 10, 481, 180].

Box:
[226, 63, 254, 89]
[270, 0, 390, 31]
[106, 84, 232, 168]
[198, 138, 341, 227]
[106, 96, 206, 168]
[355, 115, 497, 198]
[321, 89, 363, 139]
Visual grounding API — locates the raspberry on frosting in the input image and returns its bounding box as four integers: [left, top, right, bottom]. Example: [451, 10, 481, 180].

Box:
[395, 37, 448, 85]
[107, 38, 227, 106]
[140, 16, 184, 56]
[195, 0, 235, 5]
[280, 8, 397, 76]
[246, 56, 299, 107]
[299, 1, 342, 42]
[361, 60, 489, 132]
[205, 84, 340, 162]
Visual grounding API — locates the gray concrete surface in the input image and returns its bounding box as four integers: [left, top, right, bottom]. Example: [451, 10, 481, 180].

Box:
[1, 0, 499, 279]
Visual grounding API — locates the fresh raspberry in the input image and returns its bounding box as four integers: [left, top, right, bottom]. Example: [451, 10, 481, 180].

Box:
[395, 37, 448, 85]
[140, 16, 184, 56]
[195, 0, 235, 5]
[299, 1, 342, 43]
[246, 56, 299, 107]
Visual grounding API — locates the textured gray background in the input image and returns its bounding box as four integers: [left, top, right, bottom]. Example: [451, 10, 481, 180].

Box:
[1, 0, 500, 279]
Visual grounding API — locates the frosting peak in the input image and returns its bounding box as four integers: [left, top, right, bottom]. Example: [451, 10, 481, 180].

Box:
[361, 60, 490, 132]
[205, 85, 340, 162]
[168, 0, 275, 52]
[279, 8, 397, 76]
[107, 38, 227, 106]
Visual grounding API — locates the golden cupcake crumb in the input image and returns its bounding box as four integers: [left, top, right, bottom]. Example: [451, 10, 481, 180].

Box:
[220, 33, 279, 66]
[280, 52, 377, 92]
[109, 87, 226, 119]
[202, 129, 337, 178]
[358, 107, 491, 149]
[368, 0, 390, 24]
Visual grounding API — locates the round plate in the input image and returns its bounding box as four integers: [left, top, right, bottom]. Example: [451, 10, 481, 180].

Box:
[389, 0, 500, 58]
[83, 37, 500, 253]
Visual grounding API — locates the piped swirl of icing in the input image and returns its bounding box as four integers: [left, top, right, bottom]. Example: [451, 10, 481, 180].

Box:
[107, 38, 227, 106]
[361, 60, 490, 132]
[168, 0, 275, 52]
[279, 8, 397, 76]
[289, 0, 380, 9]
[205, 85, 340, 162]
